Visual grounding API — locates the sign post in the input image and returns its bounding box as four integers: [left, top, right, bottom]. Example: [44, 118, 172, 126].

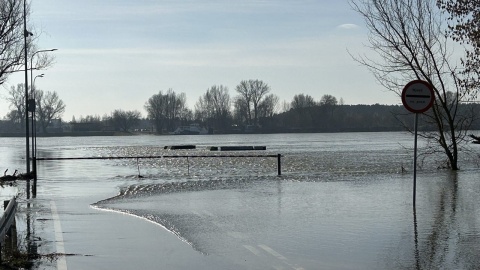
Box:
[401, 80, 434, 206]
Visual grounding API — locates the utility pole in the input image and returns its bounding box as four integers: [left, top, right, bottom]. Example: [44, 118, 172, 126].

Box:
[24, 0, 30, 174]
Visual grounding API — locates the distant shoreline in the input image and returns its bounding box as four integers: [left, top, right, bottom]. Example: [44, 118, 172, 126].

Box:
[1, 128, 479, 138]
[0, 129, 402, 138]
[0, 131, 120, 137]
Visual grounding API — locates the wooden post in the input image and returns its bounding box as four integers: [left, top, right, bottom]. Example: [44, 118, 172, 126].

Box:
[277, 154, 282, 176]
[136, 158, 141, 177]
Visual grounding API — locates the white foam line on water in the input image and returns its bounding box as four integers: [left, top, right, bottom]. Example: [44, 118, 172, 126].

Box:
[51, 201, 68, 270]
[91, 205, 195, 248]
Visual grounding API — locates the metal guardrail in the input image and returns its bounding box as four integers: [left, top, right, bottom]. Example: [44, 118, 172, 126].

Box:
[35, 154, 280, 160]
[0, 197, 17, 244]
[36, 154, 283, 176]
[0, 197, 18, 263]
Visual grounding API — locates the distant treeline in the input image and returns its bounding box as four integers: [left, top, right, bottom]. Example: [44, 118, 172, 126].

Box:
[258, 103, 480, 133]
[2, 81, 480, 134]
[2, 102, 480, 135]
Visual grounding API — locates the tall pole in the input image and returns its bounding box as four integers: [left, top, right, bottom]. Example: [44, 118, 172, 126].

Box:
[31, 74, 43, 195]
[24, 0, 30, 174]
[413, 113, 418, 206]
[30, 48, 57, 183]
[31, 74, 43, 162]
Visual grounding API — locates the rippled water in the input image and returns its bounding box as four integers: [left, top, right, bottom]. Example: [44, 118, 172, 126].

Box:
[2, 132, 480, 269]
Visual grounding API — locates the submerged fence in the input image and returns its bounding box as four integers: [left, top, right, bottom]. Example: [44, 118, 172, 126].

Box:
[35, 154, 283, 176]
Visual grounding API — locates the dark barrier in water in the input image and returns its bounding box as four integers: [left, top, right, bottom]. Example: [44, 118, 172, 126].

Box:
[164, 145, 196, 150]
[208, 146, 266, 151]
[35, 154, 283, 176]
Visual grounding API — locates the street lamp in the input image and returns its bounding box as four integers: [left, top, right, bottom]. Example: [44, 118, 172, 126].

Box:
[31, 73, 44, 196]
[30, 49, 58, 94]
[31, 73, 44, 160]
[23, 0, 29, 174]
[31, 73, 44, 97]
[33, 73, 44, 84]
[28, 48, 57, 173]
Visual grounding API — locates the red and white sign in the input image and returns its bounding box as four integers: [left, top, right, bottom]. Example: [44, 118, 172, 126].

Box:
[401, 80, 434, 113]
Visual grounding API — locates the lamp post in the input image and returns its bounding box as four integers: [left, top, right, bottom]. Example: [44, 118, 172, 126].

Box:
[33, 74, 44, 87]
[30, 49, 58, 94]
[23, 0, 29, 174]
[31, 73, 44, 160]
[28, 48, 57, 174]
[31, 73, 43, 198]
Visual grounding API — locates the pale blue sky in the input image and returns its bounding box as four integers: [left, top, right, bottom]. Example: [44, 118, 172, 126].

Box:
[2, 0, 400, 120]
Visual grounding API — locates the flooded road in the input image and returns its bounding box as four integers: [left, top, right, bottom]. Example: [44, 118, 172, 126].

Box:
[1, 132, 480, 269]
[95, 171, 480, 269]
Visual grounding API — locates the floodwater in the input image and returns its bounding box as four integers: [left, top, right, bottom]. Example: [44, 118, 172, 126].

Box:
[1, 132, 480, 269]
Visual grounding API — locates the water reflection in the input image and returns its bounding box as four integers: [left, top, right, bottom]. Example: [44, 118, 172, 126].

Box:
[397, 172, 480, 270]
[428, 172, 478, 268]
[421, 172, 459, 269]
[413, 206, 420, 270]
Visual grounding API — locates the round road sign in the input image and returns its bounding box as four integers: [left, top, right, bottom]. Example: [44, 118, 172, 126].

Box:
[401, 80, 434, 113]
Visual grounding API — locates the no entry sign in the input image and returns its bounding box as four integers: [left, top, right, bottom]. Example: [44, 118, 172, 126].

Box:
[401, 80, 434, 113]
[401, 80, 435, 206]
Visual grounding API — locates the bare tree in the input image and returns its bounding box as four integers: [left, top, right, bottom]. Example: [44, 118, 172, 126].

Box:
[144, 89, 188, 133]
[291, 94, 316, 109]
[35, 90, 66, 133]
[177, 106, 193, 126]
[319, 94, 338, 106]
[145, 91, 166, 133]
[77, 114, 102, 123]
[194, 97, 208, 123]
[233, 97, 249, 126]
[351, 0, 478, 170]
[235, 80, 253, 124]
[319, 94, 338, 121]
[235, 79, 270, 125]
[1, 1, 53, 85]
[0, 0, 26, 85]
[110, 109, 141, 132]
[6, 83, 26, 129]
[258, 94, 280, 118]
[281, 100, 291, 112]
[194, 85, 231, 131]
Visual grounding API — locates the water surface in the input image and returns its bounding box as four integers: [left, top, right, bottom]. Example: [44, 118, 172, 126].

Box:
[1, 132, 479, 269]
